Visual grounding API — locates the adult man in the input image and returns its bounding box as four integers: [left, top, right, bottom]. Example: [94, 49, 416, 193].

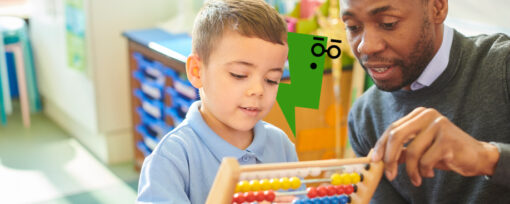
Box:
[342, 0, 510, 202]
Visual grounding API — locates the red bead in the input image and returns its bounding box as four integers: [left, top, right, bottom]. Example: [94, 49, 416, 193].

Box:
[264, 190, 276, 202]
[335, 185, 345, 195]
[244, 191, 255, 202]
[326, 185, 336, 196]
[233, 193, 244, 203]
[307, 187, 317, 198]
[317, 186, 328, 197]
[345, 185, 354, 195]
[254, 191, 265, 202]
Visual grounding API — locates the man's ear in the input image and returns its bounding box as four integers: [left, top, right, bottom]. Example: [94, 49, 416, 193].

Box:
[186, 54, 203, 89]
[432, 0, 448, 24]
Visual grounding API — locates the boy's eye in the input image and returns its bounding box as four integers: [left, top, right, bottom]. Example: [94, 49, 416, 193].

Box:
[265, 79, 279, 85]
[380, 21, 398, 30]
[230, 73, 247, 79]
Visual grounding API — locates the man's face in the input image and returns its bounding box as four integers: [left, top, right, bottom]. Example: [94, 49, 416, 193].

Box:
[199, 30, 288, 132]
[341, 0, 436, 91]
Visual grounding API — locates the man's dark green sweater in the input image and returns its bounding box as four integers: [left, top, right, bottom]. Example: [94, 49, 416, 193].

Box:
[348, 30, 510, 203]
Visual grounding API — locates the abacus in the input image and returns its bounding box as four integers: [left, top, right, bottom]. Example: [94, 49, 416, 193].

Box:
[206, 155, 383, 204]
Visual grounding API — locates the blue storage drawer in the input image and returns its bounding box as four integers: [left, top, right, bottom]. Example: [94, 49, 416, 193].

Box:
[134, 89, 165, 119]
[165, 106, 185, 127]
[133, 70, 165, 100]
[166, 87, 195, 113]
[136, 140, 152, 156]
[133, 52, 165, 79]
[164, 67, 199, 100]
[136, 124, 160, 151]
[136, 107, 173, 138]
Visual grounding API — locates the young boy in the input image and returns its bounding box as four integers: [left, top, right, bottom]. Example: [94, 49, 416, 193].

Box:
[137, 0, 298, 203]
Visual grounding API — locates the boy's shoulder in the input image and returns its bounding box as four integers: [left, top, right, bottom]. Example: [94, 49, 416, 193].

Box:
[257, 120, 294, 145]
[150, 121, 199, 158]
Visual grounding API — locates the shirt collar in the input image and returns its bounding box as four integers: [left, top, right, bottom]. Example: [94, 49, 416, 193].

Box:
[410, 25, 454, 91]
[186, 101, 268, 163]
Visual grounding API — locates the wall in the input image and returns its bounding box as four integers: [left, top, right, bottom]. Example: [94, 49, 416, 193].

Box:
[30, 0, 179, 163]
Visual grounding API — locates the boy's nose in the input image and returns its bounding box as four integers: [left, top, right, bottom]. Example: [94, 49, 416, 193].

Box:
[247, 80, 264, 97]
[357, 29, 386, 56]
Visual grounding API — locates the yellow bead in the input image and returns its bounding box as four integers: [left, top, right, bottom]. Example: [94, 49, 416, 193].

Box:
[235, 182, 242, 193]
[340, 173, 351, 185]
[249, 180, 261, 191]
[350, 172, 361, 184]
[270, 178, 281, 190]
[239, 180, 250, 192]
[260, 179, 271, 190]
[280, 177, 291, 190]
[289, 177, 301, 189]
[331, 173, 342, 185]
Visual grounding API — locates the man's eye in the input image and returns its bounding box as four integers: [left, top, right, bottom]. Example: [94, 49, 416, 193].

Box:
[381, 22, 397, 30]
[230, 73, 247, 79]
[347, 25, 361, 32]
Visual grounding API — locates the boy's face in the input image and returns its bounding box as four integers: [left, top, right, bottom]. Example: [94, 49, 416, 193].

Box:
[195, 30, 288, 132]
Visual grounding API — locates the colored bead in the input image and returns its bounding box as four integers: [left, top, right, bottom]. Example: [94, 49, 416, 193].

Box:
[250, 180, 261, 191]
[307, 187, 318, 198]
[238, 180, 250, 192]
[340, 173, 351, 185]
[344, 185, 354, 195]
[270, 178, 281, 190]
[317, 186, 328, 197]
[254, 191, 265, 202]
[235, 182, 242, 193]
[335, 185, 345, 195]
[330, 173, 342, 185]
[326, 185, 337, 196]
[244, 191, 255, 202]
[290, 176, 302, 189]
[264, 190, 276, 202]
[320, 197, 331, 204]
[303, 199, 313, 204]
[233, 193, 244, 203]
[298, 168, 310, 178]
[338, 195, 349, 204]
[280, 177, 291, 190]
[350, 172, 361, 184]
[330, 196, 340, 204]
[292, 199, 303, 204]
[311, 198, 321, 204]
[310, 168, 322, 177]
[260, 179, 271, 190]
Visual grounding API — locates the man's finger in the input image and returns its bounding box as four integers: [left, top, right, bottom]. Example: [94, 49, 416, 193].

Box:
[384, 109, 439, 181]
[405, 118, 440, 186]
[372, 107, 427, 162]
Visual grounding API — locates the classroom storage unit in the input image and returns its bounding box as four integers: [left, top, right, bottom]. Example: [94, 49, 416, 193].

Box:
[123, 28, 197, 170]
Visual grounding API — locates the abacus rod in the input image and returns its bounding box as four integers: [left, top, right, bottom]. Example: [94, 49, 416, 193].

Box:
[240, 158, 371, 172]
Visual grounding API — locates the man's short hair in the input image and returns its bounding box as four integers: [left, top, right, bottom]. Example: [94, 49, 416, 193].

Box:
[192, 0, 287, 65]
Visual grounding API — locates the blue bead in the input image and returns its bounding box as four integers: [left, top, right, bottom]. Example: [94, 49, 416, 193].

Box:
[338, 195, 349, 204]
[330, 196, 340, 204]
[320, 197, 331, 204]
[292, 199, 302, 204]
[303, 199, 313, 204]
[311, 198, 321, 204]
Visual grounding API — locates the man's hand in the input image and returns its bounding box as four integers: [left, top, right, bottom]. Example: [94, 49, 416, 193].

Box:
[372, 107, 500, 186]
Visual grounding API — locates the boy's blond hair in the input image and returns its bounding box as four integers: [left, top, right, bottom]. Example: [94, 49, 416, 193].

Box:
[192, 0, 287, 65]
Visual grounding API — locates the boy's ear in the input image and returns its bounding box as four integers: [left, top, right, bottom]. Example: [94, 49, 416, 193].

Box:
[186, 54, 203, 88]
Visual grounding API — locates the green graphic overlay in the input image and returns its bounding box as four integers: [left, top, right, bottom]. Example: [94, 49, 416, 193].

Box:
[277, 32, 337, 136]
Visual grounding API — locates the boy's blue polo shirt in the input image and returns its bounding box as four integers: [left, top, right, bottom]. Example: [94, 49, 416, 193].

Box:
[137, 101, 299, 204]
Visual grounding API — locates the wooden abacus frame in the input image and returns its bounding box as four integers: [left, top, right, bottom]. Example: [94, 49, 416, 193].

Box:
[206, 156, 384, 204]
